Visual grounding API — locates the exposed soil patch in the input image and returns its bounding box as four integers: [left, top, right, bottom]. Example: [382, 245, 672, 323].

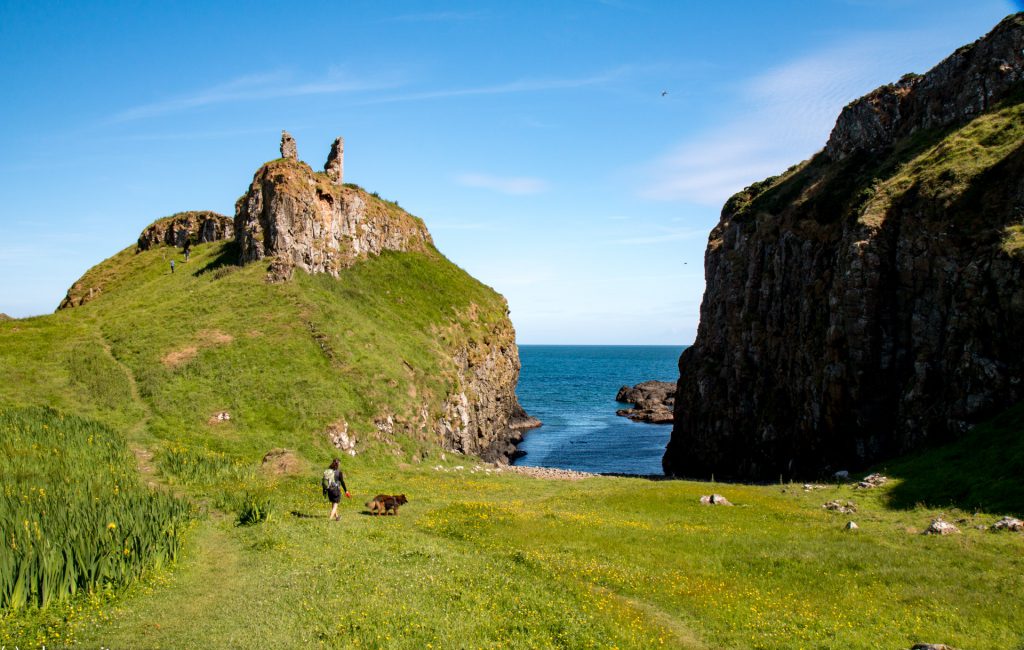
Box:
[161, 329, 234, 367]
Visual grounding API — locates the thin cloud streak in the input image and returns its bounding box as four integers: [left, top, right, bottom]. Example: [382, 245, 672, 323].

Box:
[455, 173, 549, 195]
[361, 67, 630, 105]
[111, 70, 396, 122]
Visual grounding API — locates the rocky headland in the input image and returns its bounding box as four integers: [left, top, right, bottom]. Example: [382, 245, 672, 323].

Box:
[665, 14, 1024, 480]
[615, 380, 675, 424]
[57, 131, 535, 465]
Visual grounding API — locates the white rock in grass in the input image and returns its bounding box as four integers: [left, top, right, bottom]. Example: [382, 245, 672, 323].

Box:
[699, 494, 733, 506]
[845, 521, 859, 530]
[992, 516, 1024, 532]
[923, 519, 960, 535]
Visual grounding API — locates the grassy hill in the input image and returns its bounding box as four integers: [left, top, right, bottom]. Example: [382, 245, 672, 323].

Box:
[0, 230, 1022, 649]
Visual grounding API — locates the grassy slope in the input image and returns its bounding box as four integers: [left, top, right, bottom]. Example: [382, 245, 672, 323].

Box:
[0, 223, 1022, 647]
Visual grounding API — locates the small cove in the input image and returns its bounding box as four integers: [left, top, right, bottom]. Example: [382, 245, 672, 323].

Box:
[513, 344, 686, 475]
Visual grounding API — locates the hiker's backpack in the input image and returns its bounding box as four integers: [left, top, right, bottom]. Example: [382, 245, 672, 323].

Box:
[322, 469, 338, 493]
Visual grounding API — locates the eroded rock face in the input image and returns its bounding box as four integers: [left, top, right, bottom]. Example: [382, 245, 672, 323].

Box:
[136, 211, 234, 251]
[234, 158, 433, 275]
[664, 14, 1024, 480]
[827, 15, 1024, 161]
[436, 315, 539, 463]
[280, 130, 298, 160]
[325, 137, 344, 185]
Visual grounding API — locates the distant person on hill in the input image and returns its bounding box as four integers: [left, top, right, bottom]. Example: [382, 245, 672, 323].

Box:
[170, 259, 175, 274]
[322, 458, 351, 520]
[183, 239, 191, 262]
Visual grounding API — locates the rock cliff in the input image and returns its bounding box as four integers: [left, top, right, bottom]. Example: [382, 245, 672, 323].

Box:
[665, 14, 1024, 480]
[136, 211, 234, 251]
[234, 158, 432, 276]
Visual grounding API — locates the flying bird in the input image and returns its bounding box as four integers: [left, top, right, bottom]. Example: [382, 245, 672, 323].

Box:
[661, 90, 668, 97]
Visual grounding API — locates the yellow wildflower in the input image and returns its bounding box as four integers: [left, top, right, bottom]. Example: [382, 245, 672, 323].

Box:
[107, 522, 117, 530]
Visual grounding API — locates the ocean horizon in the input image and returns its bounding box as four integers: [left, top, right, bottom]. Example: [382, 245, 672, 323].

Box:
[513, 344, 686, 475]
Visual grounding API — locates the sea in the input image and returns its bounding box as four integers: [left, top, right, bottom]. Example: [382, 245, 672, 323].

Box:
[512, 345, 686, 475]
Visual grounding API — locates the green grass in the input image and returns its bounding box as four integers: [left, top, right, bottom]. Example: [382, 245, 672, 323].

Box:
[1, 211, 1023, 647]
[5, 461, 1020, 649]
[884, 401, 1024, 516]
[0, 407, 190, 613]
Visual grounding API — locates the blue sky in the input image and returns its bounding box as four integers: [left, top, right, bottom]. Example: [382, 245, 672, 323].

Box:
[0, 1, 1017, 343]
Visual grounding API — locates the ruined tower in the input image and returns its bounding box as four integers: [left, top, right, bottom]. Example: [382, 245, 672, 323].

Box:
[280, 130, 298, 160]
[325, 137, 344, 185]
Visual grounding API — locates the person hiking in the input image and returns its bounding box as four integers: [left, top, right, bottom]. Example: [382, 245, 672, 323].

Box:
[322, 458, 351, 520]
[183, 239, 191, 262]
[170, 259, 175, 274]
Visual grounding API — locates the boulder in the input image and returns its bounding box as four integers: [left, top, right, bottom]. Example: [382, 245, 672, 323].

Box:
[823, 500, 857, 514]
[136, 211, 234, 251]
[923, 519, 960, 535]
[992, 516, 1024, 532]
[699, 494, 732, 506]
[845, 521, 859, 530]
[855, 473, 888, 489]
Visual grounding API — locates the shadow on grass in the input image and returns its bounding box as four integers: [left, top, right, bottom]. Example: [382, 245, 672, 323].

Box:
[193, 240, 240, 278]
[883, 401, 1024, 516]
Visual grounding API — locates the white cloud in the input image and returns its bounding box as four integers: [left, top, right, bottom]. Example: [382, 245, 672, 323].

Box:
[638, 28, 967, 205]
[454, 173, 549, 195]
[111, 69, 394, 122]
[363, 67, 629, 105]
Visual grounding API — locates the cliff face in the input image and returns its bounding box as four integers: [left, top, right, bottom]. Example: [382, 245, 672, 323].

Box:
[665, 14, 1024, 480]
[137, 211, 234, 251]
[234, 158, 432, 276]
[234, 144, 531, 463]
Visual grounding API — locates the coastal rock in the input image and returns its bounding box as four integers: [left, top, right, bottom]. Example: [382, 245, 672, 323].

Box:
[280, 130, 297, 160]
[136, 210, 234, 251]
[435, 314, 536, 464]
[826, 17, 1024, 161]
[615, 380, 675, 424]
[664, 15, 1024, 480]
[235, 154, 432, 275]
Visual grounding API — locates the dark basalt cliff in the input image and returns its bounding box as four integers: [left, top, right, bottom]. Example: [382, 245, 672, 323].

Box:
[664, 14, 1024, 480]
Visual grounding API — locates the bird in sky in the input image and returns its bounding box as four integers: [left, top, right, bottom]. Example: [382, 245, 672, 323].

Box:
[661, 90, 668, 97]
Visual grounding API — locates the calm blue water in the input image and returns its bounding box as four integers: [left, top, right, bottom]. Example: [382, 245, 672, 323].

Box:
[513, 345, 685, 475]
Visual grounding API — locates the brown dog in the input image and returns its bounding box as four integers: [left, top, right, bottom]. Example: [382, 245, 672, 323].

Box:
[365, 494, 408, 516]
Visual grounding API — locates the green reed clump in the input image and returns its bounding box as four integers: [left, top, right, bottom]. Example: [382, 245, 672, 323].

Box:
[0, 407, 191, 610]
[156, 445, 255, 487]
[235, 491, 274, 526]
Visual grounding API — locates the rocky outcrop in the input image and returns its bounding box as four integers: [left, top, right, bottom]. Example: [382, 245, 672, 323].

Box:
[280, 130, 297, 160]
[826, 16, 1024, 161]
[325, 137, 344, 185]
[615, 380, 675, 424]
[234, 156, 433, 275]
[136, 211, 234, 251]
[236, 135, 533, 463]
[665, 14, 1024, 480]
[436, 315, 540, 463]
